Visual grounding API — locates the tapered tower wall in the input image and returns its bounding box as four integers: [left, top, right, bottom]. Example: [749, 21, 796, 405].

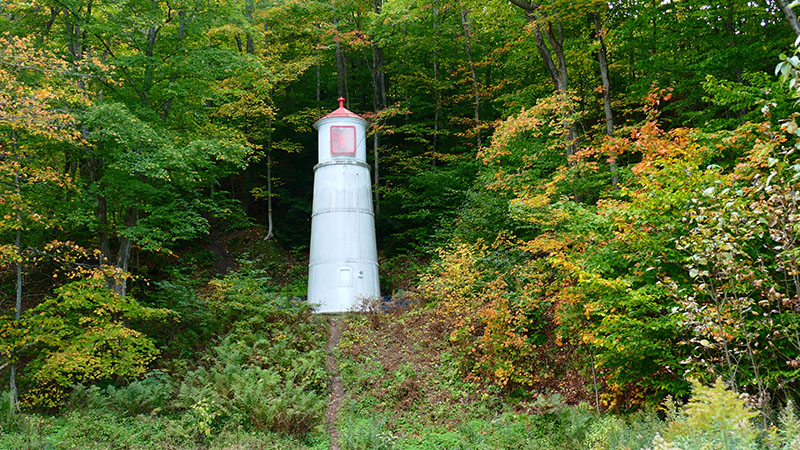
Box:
[308, 103, 379, 313]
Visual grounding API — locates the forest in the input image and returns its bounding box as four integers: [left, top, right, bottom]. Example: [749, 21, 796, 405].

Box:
[2, 0, 800, 448]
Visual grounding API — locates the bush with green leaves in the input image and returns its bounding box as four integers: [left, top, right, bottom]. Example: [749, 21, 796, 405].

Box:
[583, 410, 663, 450]
[765, 401, 800, 450]
[652, 378, 771, 450]
[143, 262, 319, 365]
[1, 274, 173, 409]
[675, 138, 800, 410]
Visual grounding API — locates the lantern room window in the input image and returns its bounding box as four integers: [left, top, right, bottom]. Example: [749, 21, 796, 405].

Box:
[330, 126, 356, 155]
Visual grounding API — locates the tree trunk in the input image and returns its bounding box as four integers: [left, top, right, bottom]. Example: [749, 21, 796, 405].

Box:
[343, 50, 349, 106]
[96, 193, 111, 262]
[364, 0, 385, 219]
[776, 0, 800, 38]
[512, 1, 578, 159]
[543, 17, 579, 159]
[10, 130, 21, 414]
[368, 21, 386, 218]
[334, 15, 348, 100]
[266, 115, 274, 240]
[372, 46, 386, 111]
[373, 128, 380, 219]
[460, 6, 481, 148]
[528, 15, 573, 151]
[315, 22, 321, 102]
[44, 6, 61, 35]
[651, 0, 657, 55]
[240, 19, 257, 217]
[142, 25, 159, 106]
[68, 4, 127, 272]
[509, 0, 581, 200]
[162, 10, 186, 118]
[590, 348, 600, 414]
[593, 12, 617, 188]
[261, 22, 276, 240]
[402, 23, 410, 123]
[432, 0, 441, 163]
[112, 208, 138, 297]
[369, 0, 387, 109]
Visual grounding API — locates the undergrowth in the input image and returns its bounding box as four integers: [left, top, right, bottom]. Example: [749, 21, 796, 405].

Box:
[0, 266, 328, 449]
[336, 306, 800, 450]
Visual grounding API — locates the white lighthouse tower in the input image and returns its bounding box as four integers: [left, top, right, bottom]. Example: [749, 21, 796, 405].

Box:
[308, 98, 380, 313]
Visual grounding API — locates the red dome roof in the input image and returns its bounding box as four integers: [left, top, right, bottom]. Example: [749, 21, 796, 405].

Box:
[320, 97, 365, 120]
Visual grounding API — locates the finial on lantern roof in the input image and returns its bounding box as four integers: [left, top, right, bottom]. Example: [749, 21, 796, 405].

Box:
[315, 96, 367, 123]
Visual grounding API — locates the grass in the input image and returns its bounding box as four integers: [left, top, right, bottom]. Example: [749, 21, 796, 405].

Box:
[0, 408, 329, 449]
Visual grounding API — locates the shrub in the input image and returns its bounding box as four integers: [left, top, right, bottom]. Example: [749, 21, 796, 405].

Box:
[654, 378, 759, 450]
[765, 401, 800, 450]
[8, 274, 173, 409]
[585, 410, 663, 450]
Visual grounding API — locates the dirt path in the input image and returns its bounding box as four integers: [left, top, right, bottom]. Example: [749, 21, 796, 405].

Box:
[325, 316, 344, 450]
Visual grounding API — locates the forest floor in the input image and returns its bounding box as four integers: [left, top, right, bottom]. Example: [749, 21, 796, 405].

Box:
[328, 306, 629, 449]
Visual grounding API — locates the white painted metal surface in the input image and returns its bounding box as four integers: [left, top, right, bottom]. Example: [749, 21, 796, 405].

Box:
[308, 99, 380, 313]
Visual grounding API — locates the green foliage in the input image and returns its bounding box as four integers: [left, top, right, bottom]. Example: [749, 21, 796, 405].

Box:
[3, 0, 800, 445]
[438, 83, 800, 410]
[776, 36, 800, 100]
[382, 158, 478, 252]
[765, 402, 800, 450]
[657, 378, 760, 450]
[199, 265, 318, 340]
[177, 334, 327, 436]
[81, 101, 250, 254]
[334, 309, 800, 450]
[676, 126, 800, 405]
[68, 371, 175, 416]
[161, 269, 328, 438]
[0, 259, 329, 448]
[4, 274, 172, 409]
[0, 404, 327, 449]
[702, 72, 791, 130]
[583, 410, 663, 450]
[144, 261, 314, 363]
[341, 417, 396, 450]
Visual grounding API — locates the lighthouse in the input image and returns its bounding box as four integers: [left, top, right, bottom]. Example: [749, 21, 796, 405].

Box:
[308, 98, 380, 313]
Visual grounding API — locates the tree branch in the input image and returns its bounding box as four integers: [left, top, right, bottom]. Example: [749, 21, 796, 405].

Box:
[94, 34, 148, 101]
[0, 58, 92, 77]
[508, 0, 540, 11]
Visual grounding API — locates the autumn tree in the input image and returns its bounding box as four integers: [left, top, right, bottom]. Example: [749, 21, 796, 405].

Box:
[507, 0, 580, 159]
[0, 33, 89, 411]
